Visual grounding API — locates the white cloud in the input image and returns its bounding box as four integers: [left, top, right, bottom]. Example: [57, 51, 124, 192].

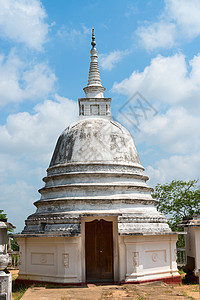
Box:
[0, 181, 37, 231]
[112, 53, 200, 106]
[166, 0, 200, 39]
[0, 154, 24, 183]
[82, 24, 91, 35]
[0, 50, 57, 107]
[137, 22, 176, 50]
[0, 95, 78, 163]
[137, 0, 200, 50]
[0, 95, 78, 231]
[57, 27, 81, 39]
[112, 52, 200, 186]
[57, 24, 90, 43]
[137, 107, 200, 155]
[0, 0, 48, 50]
[99, 50, 131, 71]
[22, 63, 57, 100]
[146, 153, 200, 186]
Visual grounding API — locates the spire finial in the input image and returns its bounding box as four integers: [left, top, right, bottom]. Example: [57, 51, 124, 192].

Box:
[83, 28, 106, 98]
[79, 29, 111, 119]
[91, 27, 96, 49]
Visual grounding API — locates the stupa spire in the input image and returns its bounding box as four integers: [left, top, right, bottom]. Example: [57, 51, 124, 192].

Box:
[79, 28, 111, 119]
[83, 28, 105, 98]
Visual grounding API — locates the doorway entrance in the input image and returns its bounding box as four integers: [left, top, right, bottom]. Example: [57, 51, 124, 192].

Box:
[85, 219, 114, 282]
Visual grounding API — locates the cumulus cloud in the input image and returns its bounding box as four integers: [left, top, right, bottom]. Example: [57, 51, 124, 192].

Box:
[166, 0, 200, 39]
[112, 53, 200, 106]
[22, 63, 57, 100]
[137, 0, 200, 50]
[0, 95, 78, 163]
[0, 181, 37, 231]
[0, 95, 78, 231]
[146, 154, 200, 186]
[99, 50, 131, 71]
[137, 22, 176, 51]
[0, 50, 56, 107]
[137, 107, 200, 154]
[0, 154, 24, 184]
[0, 0, 48, 50]
[112, 52, 200, 186]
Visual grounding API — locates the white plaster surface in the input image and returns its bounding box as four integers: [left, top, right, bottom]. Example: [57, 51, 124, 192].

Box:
[119, 234, 179, 282]
[18, 236, 82, 283]
[184, 223, 200, 275]
[18, 230, 179, 284]
[17, 33, 180, 284]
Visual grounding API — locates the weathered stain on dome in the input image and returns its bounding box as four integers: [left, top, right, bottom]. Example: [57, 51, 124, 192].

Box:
[49, 118, 141, 167]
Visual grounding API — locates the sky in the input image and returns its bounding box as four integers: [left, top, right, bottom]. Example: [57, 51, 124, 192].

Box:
[0, 0, 200, 232]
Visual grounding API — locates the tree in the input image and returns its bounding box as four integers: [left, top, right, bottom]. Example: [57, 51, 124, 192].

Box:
[0, 209, 7, 219]
[152, 180, 200, 247]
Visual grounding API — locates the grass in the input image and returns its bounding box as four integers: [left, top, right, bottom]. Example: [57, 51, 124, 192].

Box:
[178, 268, 185, 275]
[180, 291, 194, 299]
[9, 270, 27, 300]
[12, 284, 28, 300]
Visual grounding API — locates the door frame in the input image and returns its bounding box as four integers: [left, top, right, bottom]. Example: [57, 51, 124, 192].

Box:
[81, 216, 119, 283]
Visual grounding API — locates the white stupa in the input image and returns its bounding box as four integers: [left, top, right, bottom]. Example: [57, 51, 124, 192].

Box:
[17, 29, 180, 284]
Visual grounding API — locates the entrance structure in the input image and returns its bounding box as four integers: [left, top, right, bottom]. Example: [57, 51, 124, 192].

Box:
[17, 29, 181, 284]
[85, 219, 113, 282]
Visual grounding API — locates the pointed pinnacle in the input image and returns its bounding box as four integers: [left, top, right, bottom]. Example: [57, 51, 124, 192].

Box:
[91, 27, 96, 48]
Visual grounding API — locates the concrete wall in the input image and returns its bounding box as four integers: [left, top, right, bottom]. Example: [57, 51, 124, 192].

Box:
[18, 236, 82, 283]
[118, 234, 179, 282]
[18, 224, 179, 284]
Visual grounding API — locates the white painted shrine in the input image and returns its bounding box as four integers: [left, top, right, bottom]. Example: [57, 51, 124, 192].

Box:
[17, 29, 181, 284]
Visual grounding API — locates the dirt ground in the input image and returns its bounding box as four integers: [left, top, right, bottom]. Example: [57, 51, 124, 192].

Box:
[174, 284, 200, 300]
[20, 282, 200, 300]
[10, 269, 19, 280]
[10, 270, 200, 300]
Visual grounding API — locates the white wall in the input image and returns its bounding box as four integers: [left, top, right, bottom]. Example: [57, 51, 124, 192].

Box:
[18, 236, 82, 283]
[119, 234, 179, 282]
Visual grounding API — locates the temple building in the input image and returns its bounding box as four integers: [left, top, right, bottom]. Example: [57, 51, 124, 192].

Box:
[17, 30, 181, 284]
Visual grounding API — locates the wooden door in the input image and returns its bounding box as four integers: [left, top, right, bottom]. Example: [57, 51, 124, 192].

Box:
[85, 219, 114, 282]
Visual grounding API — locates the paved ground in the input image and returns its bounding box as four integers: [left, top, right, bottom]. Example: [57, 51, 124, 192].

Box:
[21, 281, 195, 300]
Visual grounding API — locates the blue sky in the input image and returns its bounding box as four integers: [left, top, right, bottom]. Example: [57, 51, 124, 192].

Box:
[0, 0, 200, 231]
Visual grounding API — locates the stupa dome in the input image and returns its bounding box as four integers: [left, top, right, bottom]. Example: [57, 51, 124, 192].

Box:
[50, 118, 141, 167]
[21, 28, 171, 237]
[17, 29, 180, 286]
